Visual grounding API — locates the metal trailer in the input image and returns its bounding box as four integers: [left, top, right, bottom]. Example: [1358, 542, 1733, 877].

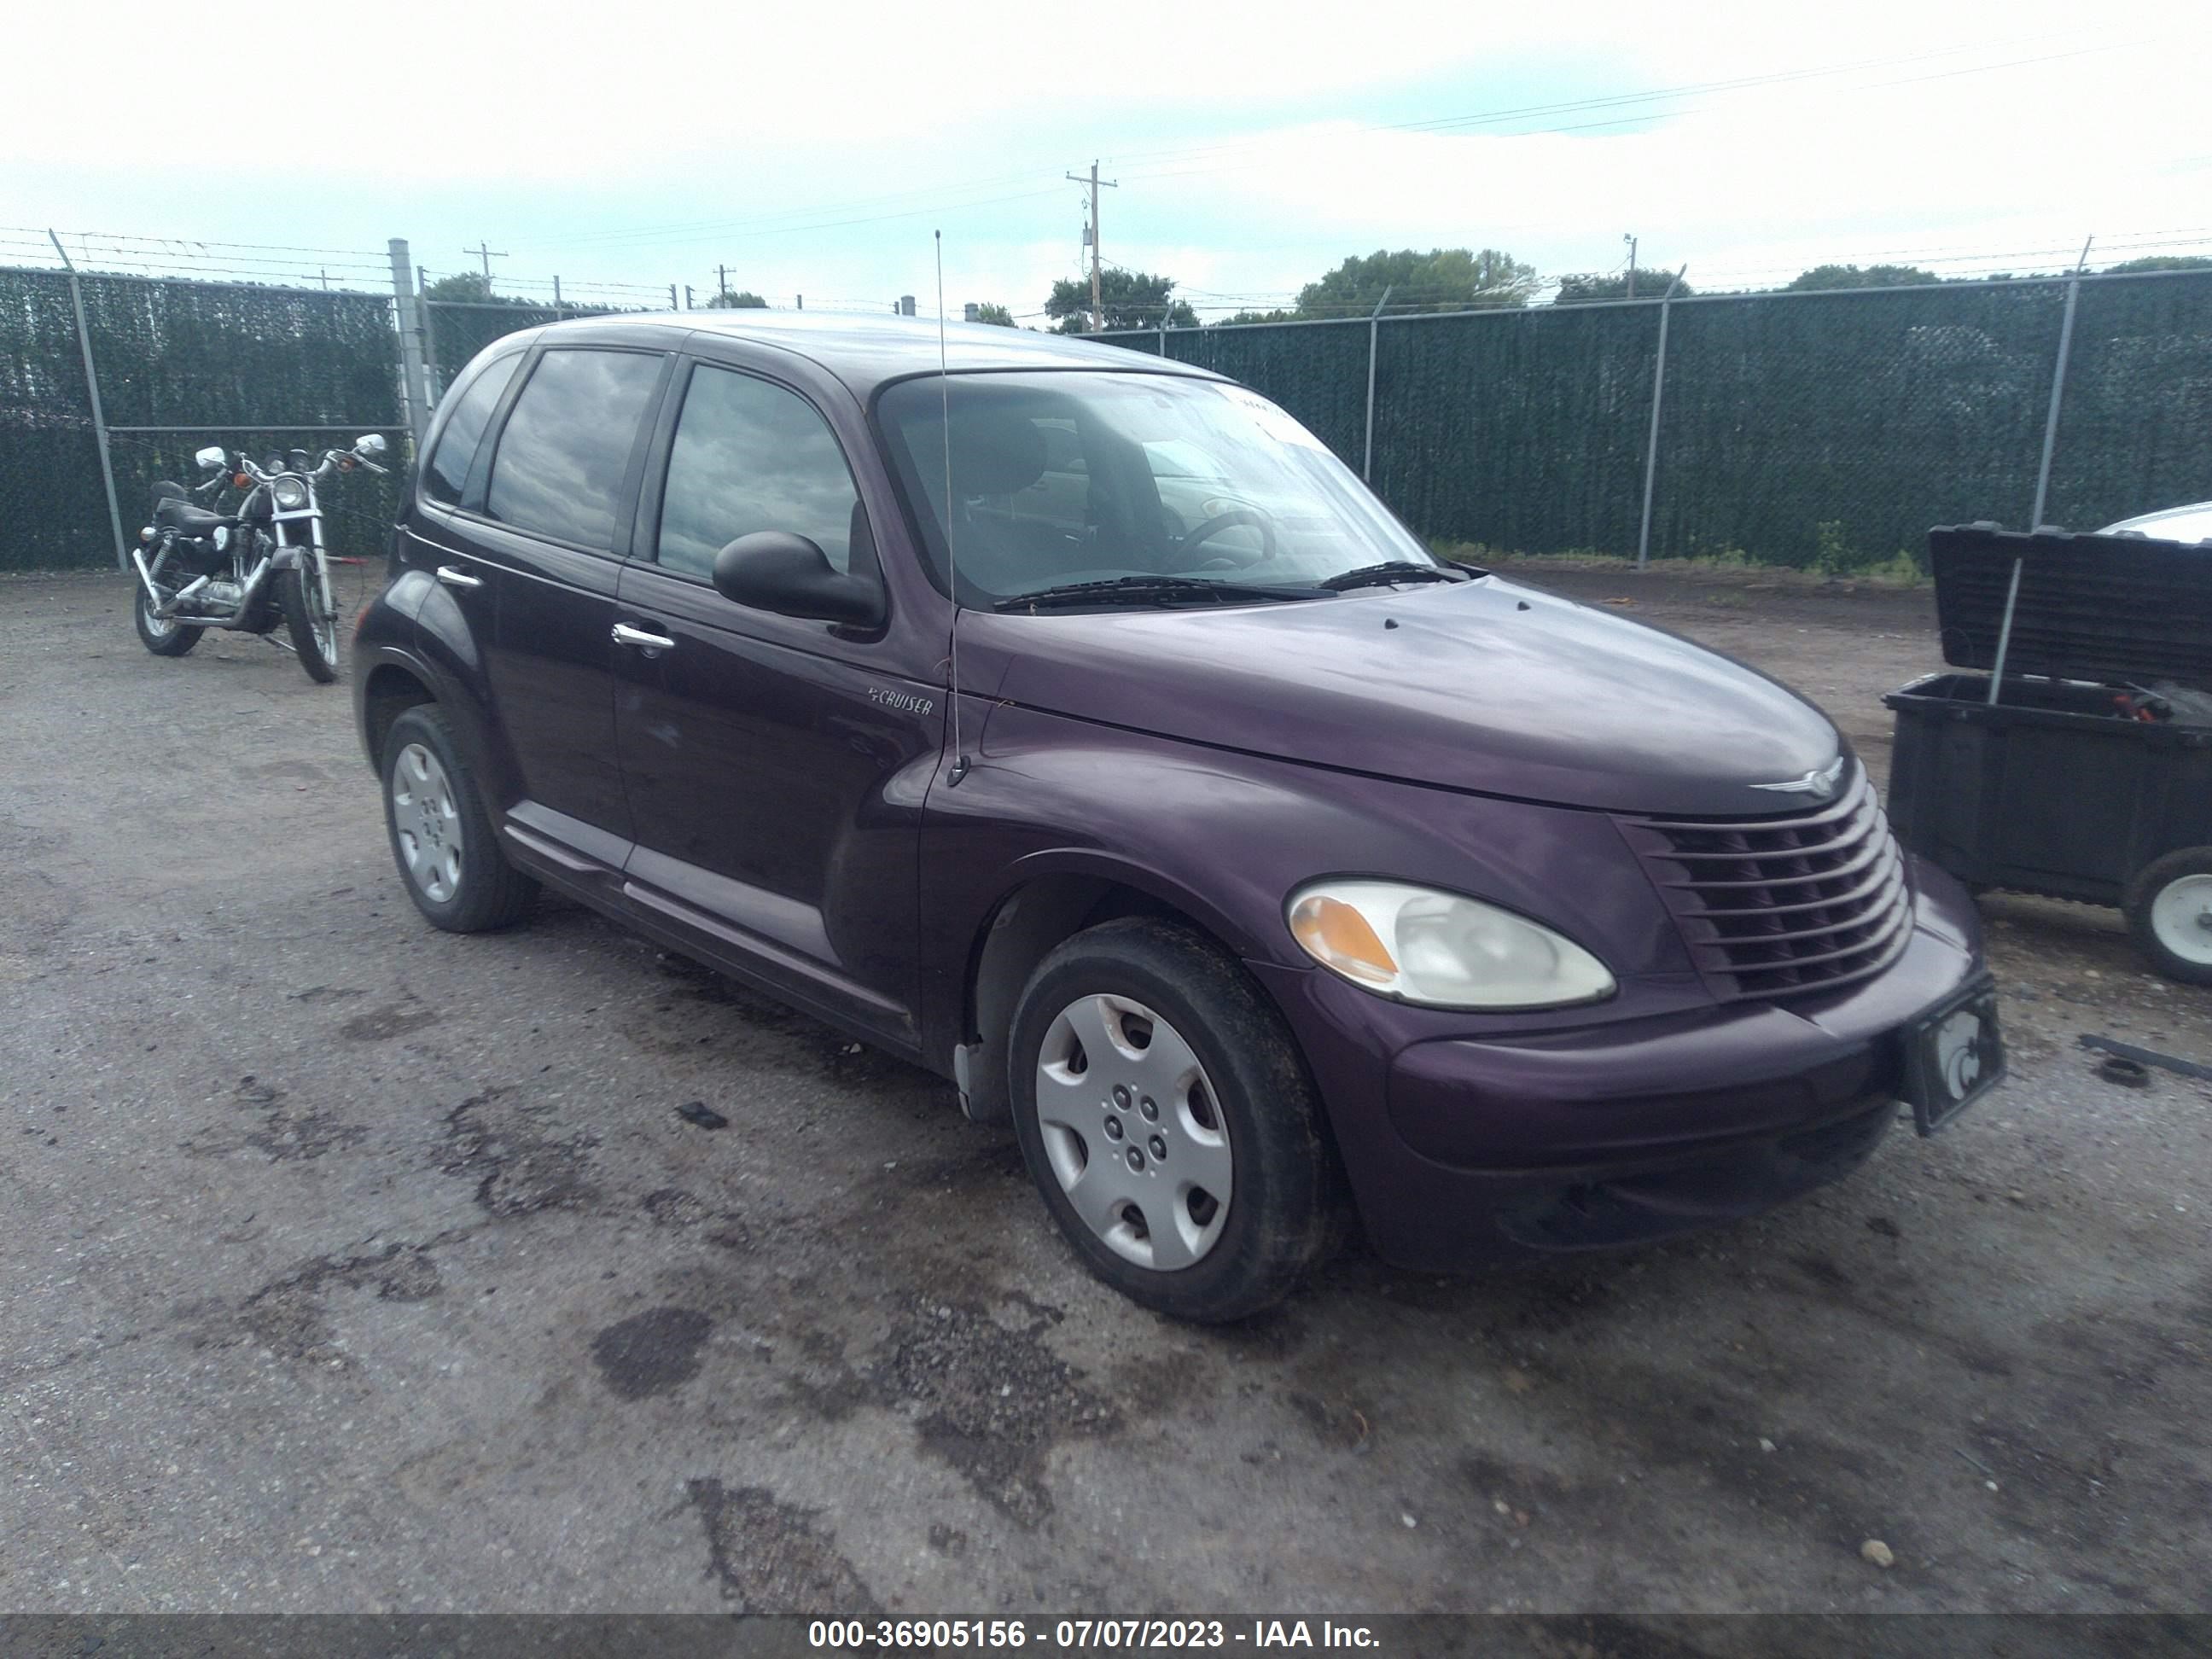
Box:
[1885, 522, 2212, 982]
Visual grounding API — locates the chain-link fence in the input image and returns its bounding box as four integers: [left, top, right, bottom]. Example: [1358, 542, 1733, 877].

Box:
[1108, 268, 2212, 569]
[11, 248, 2212, 577]
[0, 263, 405, 573]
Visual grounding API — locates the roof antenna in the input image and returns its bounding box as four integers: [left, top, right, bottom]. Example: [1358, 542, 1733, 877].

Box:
[938, 229, 970, 787]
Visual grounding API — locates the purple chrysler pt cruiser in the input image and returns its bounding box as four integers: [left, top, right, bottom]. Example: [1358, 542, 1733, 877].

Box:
[352, 311, 2001, 1321]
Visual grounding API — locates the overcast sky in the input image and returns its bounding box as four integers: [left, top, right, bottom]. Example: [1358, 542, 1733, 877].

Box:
[8, 0, 2209, 318]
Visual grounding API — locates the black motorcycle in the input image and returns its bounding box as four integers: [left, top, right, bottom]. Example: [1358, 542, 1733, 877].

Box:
[130, 434, 389, 684]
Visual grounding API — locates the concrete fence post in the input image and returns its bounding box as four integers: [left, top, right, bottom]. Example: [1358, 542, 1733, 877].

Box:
[388, 240, 434, 445]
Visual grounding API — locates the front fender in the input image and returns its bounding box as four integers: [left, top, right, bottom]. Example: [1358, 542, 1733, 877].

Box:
[914, 700, 1704, 1080]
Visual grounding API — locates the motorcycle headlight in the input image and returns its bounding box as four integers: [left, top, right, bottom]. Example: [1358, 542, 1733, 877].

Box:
[271, 474, 309, 511]
[1287, 880, 1615, 1010]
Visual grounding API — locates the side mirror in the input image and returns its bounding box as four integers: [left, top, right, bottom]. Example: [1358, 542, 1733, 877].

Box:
[354, 434, 388, 459]
[194, 445, 227, 471]
[712, 531, 884, 627]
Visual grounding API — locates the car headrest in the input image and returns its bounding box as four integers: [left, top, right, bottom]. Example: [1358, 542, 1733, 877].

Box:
[950, 410, 1047, 497]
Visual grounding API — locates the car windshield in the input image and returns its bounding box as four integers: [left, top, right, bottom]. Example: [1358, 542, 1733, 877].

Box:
[876, 370, 1441, 606]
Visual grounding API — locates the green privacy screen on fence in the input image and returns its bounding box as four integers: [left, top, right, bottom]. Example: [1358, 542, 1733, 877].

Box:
[1109, 268, 2212, 569]
[0, 267, 404, 571]
[9, 262, 2212, 574]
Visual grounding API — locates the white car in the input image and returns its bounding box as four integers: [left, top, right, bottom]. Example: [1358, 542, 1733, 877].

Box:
[2101, 502, 2212, 543]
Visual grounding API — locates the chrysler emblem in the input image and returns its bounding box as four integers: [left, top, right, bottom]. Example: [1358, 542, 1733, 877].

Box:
[1751, 755, 1846, 800]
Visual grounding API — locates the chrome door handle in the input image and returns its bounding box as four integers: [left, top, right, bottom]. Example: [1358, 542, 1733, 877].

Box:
[612, 621, 677, 652]
[436, 565, 482, 590]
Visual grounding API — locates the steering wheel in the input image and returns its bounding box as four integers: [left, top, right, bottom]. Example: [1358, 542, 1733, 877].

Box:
[1179, 506, 1276, 568]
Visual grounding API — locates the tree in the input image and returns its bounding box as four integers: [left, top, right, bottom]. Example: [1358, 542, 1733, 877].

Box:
[1214, 308, 1296, 327]
[1295, 248, 1538, 317]
[422, 271, 529, 306]
[2102, 256, 2212, 276]
[1783, 264, 1939, 292]
[1552, 271, 1694, 304]
[969, 302, 1016, 327]
[1045, 269, 1197, 333]
[704, 290, 768, 309]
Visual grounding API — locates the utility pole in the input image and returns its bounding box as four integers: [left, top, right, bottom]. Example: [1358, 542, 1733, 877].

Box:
[718, 265, 729, 302]
[684, 285, 696, 310]
[1624, 233, 1638, 300]
[463, 241, 507, 285]
[1067, 160, 1119, 332]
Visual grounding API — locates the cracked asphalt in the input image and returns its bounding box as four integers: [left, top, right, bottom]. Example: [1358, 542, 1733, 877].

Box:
[1, 566, 2206, 1614]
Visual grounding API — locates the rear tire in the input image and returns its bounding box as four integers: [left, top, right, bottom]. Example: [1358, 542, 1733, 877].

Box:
[277, 560, 340, 683]
[132, 579, 201, 657]
[381, 704, 537, 933]
[2124, 847, 2212, 985]
[1008, 917, 1346, 1322]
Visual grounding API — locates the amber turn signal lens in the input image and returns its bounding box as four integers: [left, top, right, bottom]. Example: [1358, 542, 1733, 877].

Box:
[1288, 894, 1398, 987]
[233, 473, 251, 490]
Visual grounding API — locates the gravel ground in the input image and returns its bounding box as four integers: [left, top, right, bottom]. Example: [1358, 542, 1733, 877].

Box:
[0, 566, 2205, 1615]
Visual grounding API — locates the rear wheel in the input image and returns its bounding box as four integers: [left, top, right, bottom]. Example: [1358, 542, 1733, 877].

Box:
[132, 578, 201, 657]
[277, 556, 341, 683]
[1009, 917, 1345, 1322]
[381, 704, 537, 932]
[2125, 847, 2212, 984]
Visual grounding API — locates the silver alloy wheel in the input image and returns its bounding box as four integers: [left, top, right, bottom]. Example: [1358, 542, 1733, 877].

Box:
[391, 742, 463, 904]
[140, 590, 177, 639]
[1033, 992, 1232, 1272]
[2150, 873, 2212, 965]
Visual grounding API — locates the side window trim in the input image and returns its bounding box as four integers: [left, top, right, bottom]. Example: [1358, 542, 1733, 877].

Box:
[416, 347, 524, 514]
[469, 345, 677, 558]
[639, 355, 882, 594]
[456, 346, 534, 514]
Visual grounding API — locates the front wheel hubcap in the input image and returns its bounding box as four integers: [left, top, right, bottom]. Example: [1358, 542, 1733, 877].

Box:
[391, 742, 463, 904]
[1034, 993, 1232, 1272]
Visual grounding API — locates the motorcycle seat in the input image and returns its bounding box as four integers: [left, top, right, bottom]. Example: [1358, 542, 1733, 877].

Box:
[154, 496, 237, 534]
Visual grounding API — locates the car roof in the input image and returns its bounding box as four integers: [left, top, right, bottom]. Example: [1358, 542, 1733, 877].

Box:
[523, 308, 1222, 399]
[2099, 501, 2212, 544]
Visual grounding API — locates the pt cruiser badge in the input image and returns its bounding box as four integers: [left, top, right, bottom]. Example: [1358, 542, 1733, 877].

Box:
[1751, 754, 1847, 799]
[868, 687, 935, 715]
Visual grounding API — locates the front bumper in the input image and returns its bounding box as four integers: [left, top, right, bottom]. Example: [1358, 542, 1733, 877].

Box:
[1250, 863, 1988, 1272]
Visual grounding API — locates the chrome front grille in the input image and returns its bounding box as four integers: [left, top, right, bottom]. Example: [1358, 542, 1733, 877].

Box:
[1616, 763, 1912, 1002]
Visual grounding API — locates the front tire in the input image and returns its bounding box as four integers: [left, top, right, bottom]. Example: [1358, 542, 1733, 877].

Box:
[1009, 917, 1345, 1322]
[381, 705, 537, 933]
[277, 558, 340, 683]
[2125, 847, 2212, 984]
[132, 579, 201, 657]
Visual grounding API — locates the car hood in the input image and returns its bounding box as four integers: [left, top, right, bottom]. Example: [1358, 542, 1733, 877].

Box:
[961, 575, 1845, 816]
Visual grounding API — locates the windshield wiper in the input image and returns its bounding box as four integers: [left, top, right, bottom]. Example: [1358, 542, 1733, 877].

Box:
[992, 575, 1335, 612]
[1318, 561, 1475, 592]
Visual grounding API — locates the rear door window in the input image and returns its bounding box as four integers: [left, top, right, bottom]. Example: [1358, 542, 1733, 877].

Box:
[422, 352, 521, 507]
[486, 348, 665, 550]
[655, 364, 866, 579]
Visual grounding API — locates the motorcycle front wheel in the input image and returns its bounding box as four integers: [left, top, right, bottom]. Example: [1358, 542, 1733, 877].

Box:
[132, 578, 202, 657]
[277, 558, 340, 683]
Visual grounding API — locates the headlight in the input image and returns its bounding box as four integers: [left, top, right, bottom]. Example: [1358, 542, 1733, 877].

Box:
[271, 474, 309, 511]
[1286, 880, 1615, 1010]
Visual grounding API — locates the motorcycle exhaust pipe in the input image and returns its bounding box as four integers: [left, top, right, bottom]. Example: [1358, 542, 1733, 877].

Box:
[133, 545, 211, 620]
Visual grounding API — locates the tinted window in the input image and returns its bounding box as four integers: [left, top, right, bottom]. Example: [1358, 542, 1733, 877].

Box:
[486, 349, 664, 550]
[657, 365, 864, 579]
[422, 352, 521, 507]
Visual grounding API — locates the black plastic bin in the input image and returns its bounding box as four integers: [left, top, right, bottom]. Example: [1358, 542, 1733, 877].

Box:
[1884, 523, 2212, 981]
